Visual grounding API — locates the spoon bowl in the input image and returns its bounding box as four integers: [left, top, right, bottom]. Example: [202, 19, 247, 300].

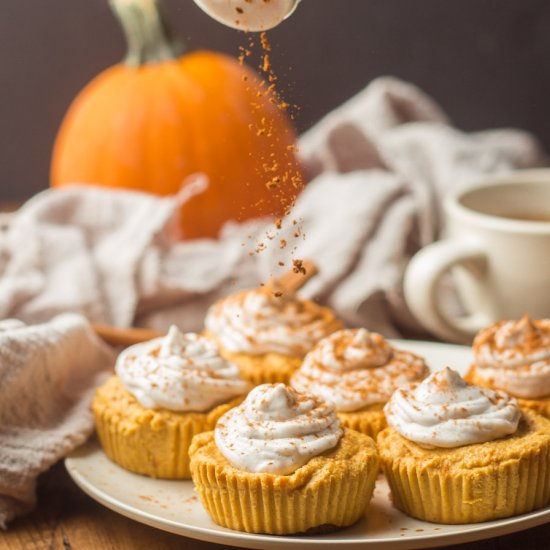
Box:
[193, 0, 301, 32]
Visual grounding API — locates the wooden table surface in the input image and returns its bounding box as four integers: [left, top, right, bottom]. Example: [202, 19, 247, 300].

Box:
[1, 460, 549, 550]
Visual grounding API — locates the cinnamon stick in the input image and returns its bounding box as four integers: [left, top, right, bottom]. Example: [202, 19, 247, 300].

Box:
[266, 259, 318, 295]
[92, 323, 163, 347]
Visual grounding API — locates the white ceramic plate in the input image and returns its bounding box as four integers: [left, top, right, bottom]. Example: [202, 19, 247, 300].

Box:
[65, 340, 550, 550]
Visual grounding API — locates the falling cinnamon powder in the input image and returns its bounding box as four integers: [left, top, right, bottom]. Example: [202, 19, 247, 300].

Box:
[236, 31, 306, 283]
[292, 259, 306, 275]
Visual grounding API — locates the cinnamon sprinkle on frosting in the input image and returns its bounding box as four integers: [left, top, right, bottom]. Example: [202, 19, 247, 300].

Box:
[472, 316, 550, 398]
[385, 367, 520, 448]
[115, 326, 249, 412]
[205, 287, 342, 356]
[291, 329, 429, 411]
[215, 383, 342, 474]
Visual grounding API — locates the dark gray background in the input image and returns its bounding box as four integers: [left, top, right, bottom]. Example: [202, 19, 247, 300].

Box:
[1, 0, 549, 201]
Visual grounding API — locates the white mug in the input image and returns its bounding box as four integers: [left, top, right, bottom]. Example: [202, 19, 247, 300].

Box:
[404, 170, 550, 343]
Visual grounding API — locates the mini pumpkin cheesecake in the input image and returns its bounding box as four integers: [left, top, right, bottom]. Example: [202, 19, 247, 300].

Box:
[290, 328, 429, 438]
[204, 285, 342, 385]
[466, 315, 550, 418]
[189, 383, 380, 535]
[93, 326, 249, 479]
[377, 367, 550, 524]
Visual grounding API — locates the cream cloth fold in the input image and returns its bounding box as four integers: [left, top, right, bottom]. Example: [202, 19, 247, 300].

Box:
[0, 314, 116, 528]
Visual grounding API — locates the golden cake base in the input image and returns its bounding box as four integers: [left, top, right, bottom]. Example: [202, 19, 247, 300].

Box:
[92, 376, 241, 479]
[377, 411, 550, 524]
[189, 428, 380, 534]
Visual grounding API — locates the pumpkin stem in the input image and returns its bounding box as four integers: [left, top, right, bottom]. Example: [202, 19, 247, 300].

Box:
[110, 0, 184, 67]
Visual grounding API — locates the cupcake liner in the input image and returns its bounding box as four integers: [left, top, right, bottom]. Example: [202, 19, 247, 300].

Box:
[190, 430, 379, 534]
[338, 406, 387, 439]
[94, 407, 205, 478]
[219, 350, 303, 386]
[379, 424, 550, 524]
[92, 376, 239, 479]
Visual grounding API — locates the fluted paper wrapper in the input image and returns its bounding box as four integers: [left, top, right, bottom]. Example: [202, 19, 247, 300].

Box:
[93, 376, 240, 479]
[190, 430, 380, 534]
[219, 349, 303, 386]
[338, 406, 387, 439]
[378, 418, 550, 524]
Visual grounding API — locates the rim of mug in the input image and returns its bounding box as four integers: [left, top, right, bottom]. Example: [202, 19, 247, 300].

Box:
[445, 170, 550, 234]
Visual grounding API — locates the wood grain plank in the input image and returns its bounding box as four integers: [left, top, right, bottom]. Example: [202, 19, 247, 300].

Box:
[0, 463, 223, 550]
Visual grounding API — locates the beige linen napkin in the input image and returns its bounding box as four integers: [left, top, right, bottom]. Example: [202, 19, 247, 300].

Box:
[0, 314, 115, 528]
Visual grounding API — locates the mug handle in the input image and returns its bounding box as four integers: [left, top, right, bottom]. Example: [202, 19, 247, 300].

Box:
[403, 240, 491, 343]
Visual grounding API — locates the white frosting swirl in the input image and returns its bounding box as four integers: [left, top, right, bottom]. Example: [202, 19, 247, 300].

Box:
[473, 316, 550, 398]
[291, 329, 429, 411]
[385, 368, 521, 448]
[115, 326, 249, 412]
[205, 288, 342, 356]
[215, 383, 343, 475]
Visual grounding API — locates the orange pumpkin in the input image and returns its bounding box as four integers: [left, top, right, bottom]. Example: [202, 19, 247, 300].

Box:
[51, 0, 303, 239]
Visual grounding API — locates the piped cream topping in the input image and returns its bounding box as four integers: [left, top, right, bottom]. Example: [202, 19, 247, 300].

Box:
[205, 288, 342, 356]
[385, 367, 521, 448]
[291, 329, 429, 411]
[215, 383, 343, 475]
[473, 316, 550, 398]
[115, 326, 249, 412]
